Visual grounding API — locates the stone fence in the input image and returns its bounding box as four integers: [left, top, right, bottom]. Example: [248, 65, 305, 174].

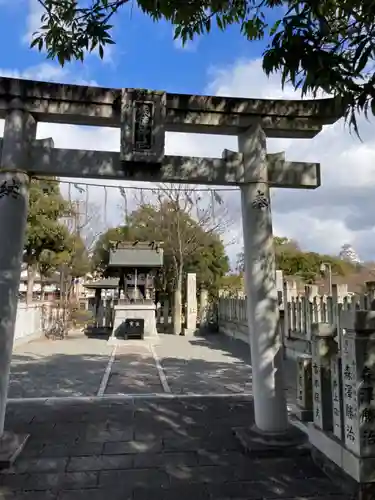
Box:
[292, 306, 375, 490]
[218, 281, 375, 490]
[218, 281, 375, 358]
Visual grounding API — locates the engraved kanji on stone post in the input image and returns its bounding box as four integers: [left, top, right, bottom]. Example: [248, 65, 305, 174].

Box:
[331, 354, 344, 440]
[0, 178, 22, 199]
[311, 323, 336, 431]
[185, 273, 197, 335]
[340, 310, 375, 456]
[295, 355, 313, 421]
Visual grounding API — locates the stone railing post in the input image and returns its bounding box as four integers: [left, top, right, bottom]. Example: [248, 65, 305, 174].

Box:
[304, 285, 317, 340]
[156, 302, 162, 323]
[295, 355, 313, 421]
[282, 280, 290, 339]
[311, 323, 337, 431]
[340, 309, 375, 457]
[199, 288, 209, 332]
[365, 281, 375, 308]
[163, 299, 169, 327]
[330, 351, 344, 440]
[184, 273, 197, 335]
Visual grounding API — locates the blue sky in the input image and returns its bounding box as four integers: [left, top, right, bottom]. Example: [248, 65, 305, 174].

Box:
[0, 1, 269, 93]
[2, 0, 375, 263]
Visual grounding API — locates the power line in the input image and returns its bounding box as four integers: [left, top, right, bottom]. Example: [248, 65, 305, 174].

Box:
[31, 176, 240, 193]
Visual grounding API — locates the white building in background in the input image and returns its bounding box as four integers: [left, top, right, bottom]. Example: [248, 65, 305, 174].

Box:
[339, 244, 362, 264]
[18, 264, 88, 299]
[18, 266, 59, 298]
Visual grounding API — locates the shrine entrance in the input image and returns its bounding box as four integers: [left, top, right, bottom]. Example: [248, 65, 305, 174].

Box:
[0, 78, 342, 455]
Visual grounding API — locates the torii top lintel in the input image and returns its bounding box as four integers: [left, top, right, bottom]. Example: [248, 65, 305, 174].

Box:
[0, 77, 344, 139]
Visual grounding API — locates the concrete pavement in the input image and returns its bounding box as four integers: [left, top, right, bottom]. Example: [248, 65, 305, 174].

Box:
[1, 396, 346, 500]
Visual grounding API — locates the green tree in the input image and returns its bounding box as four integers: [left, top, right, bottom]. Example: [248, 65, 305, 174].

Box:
[69, 233, 91, 279]
[31, 0, 373, 130]
[238, 236, 358, 283]
[24, 178, 72, 303]
[181, 233, 229, 299]
[61, 237, 91, 301]
[219, 273, 245, 297]
[37, 215, 91, 302]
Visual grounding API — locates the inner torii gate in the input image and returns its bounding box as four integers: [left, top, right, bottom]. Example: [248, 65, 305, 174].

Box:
[0, 78, 342, 459]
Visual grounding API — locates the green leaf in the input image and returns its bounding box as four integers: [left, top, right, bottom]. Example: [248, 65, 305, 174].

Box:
[270, 19, 281, 36]
[30, 38, 40, 48]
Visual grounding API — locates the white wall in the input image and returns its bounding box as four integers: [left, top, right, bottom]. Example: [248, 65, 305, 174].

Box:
[13, 302, 56, 346]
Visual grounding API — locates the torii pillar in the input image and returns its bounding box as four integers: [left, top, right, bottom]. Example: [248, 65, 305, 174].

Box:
[238, 125, 288, 434]
[231, 124, 319, 440]
[0, 102, 37, 464]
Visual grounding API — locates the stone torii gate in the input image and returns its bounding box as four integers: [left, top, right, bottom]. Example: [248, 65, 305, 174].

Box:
[0, 78, 342, 461]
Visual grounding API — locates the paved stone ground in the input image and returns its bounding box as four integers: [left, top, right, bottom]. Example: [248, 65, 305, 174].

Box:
[9, 332, 112, 398]
[9, 332, 296, 401]
[153, 336, 253, 394]
[105, 344, 162, 395]
[1, 396, 348, 500]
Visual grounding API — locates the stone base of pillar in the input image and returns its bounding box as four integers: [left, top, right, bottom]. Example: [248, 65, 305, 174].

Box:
[233, 424, 309, 459]
[0, 432, 29, 469]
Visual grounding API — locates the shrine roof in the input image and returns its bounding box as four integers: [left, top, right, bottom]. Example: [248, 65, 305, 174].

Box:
[108, 243, 163, 268]
[0, 77, 344, 138]
[83, 278, 119, 289]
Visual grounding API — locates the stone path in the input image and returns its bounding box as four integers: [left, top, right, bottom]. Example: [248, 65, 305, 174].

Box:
[105, 344, 162, 395]
[9, 332, 296, 401]
[1, 396, 347, 500]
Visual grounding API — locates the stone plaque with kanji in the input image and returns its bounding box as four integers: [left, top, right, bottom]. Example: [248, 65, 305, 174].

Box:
[296, 355, 312, 411]
[342, 331, 375, 457]
[121, 88, 166, 164]
[312, 340, 323, 428]
[311, 336, 333, 430]
[341, 334, 359, 453]
[331, 355, 343, 440]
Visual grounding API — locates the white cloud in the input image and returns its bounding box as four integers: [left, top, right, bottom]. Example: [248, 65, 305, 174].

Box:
[1, 57, 375, 265]
[1, 63, 67, 83]
[205, 58, 375, 262]
[23, 0, 43, 44]
[0, 62, 98, 88]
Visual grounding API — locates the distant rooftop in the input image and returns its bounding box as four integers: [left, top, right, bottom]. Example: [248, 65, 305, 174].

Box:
[83, 278, 119, 289]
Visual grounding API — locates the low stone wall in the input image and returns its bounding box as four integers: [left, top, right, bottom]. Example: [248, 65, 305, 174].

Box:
[13, 302, 56, 346]
[218, 319, 248, 344]
[218, 317, 311, 360]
